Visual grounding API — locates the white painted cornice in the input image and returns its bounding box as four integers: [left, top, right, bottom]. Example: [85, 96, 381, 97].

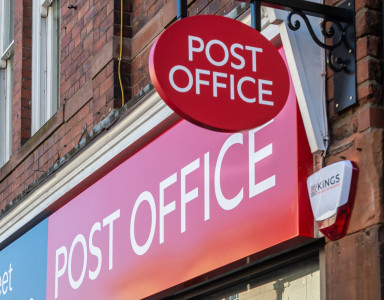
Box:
[0, 89, 173, 244]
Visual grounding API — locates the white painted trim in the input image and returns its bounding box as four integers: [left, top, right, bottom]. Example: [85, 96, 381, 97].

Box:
[41, 0, 54, 7]
[40, 6, 48, 17]
[46, 5, 54, 118]
[0, 0, 13, 166]
[0, 0, 14, 69]
[279, 23, 326, 153]
[0, 70, 5, 166]
[0, 59, 12, 167]
[0, 0, 7, 54]
[0, 90, 173, 243]
[32, 0, 43, 134]
[32, 0, 59, 134]
[41, 0, 54, 17]
[5, 58, 12, 161]
[0, 41, 14, 69]
[0, 40, 14, 61]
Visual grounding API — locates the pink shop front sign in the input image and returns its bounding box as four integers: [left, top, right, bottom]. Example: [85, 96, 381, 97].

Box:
[45, 56, 313, 299]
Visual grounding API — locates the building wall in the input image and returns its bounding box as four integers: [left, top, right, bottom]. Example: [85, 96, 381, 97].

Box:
[323, 0, 384, 298]
[0, 0, 383, 298]
[0, 0, 130, 210]
[0, 0, 245, 215]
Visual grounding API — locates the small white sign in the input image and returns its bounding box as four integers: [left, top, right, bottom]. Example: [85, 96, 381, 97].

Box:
[307, 161, 354, 222]
[307, 160, 358, 240]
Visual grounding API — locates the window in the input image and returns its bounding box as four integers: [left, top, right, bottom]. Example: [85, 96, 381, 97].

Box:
[206, 257, 320, 300]
[162, 245, 323, 300]
[32, 0, 60, 134]
[188, 257, 320, 300]
[0, 0, 14, 167]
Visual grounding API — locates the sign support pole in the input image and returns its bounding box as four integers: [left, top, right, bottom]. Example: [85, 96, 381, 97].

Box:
[251, 0, 262, 31]
[177, 0, 187, 19]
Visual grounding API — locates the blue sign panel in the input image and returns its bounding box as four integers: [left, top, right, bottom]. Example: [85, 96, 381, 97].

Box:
[0, 219, 48, 299]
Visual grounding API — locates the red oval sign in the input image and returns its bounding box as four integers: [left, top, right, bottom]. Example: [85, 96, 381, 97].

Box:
[149, 15, 290, 132]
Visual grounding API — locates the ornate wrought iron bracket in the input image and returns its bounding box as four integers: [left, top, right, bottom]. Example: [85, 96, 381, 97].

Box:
[287, 9, 354, 74]
[284, 1, 356, 112]
[283, 1, 355, 112]
[176, 0, 356, 112]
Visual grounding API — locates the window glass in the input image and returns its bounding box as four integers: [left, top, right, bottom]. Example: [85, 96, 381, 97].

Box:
[0, 0, 14, 54]
[32, 0, 60, 134]
[0, 0, 14, 167]
[193, 257, 320, 300]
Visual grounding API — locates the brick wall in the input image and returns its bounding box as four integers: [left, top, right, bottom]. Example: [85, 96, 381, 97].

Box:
[324, 0, 383, 234]
[323, 0, 384, 298]
[0, 0, 131, 211]
[0, 0, 247, 212]
[129, 0, 242, 96]
[13, 0, 32, 149]
[1, 0, 384, 297]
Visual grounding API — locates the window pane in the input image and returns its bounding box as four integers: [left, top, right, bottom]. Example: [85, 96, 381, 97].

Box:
[0, 58, 12, 166]
[0, 0, 14, 52]
[196, 257, 320, 300]
[9, 0, 14, 45]
[6, 57, 13, 159]
[32, 0, 60, 134]
[0, 68, 5, 166]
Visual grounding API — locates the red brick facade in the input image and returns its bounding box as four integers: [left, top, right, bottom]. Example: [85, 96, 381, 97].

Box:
[322, 0, 384, 298]
[0, 0, 383, 298]
[0, 0, 131, 209]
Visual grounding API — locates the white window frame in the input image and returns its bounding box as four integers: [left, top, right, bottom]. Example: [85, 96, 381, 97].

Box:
[0, 0, 14, 167]
[32, 0, 60, 134]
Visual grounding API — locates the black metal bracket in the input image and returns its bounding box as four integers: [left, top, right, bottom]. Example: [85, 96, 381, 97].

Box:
[285, 1, 356, 112]
[176, 0, 356, 112]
